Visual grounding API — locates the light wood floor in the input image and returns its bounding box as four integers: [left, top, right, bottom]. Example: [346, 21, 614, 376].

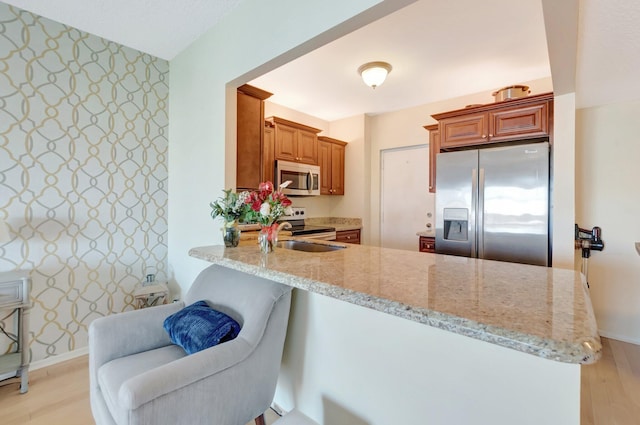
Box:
[581, 337, 640, 424]
[0, 337, 638, 424]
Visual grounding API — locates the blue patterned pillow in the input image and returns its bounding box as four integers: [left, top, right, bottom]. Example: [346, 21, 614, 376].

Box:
[163, 300, 241, 355]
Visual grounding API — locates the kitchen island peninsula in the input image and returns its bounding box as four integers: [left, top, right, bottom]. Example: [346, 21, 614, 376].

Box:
[189, 242, 600, 425]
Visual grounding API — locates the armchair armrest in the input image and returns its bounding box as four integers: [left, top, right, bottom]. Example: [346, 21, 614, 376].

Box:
[119, 335, 254, 409]
[89, 302, 184, 388]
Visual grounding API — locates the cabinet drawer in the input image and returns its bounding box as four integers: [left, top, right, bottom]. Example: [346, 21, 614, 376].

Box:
[335, 229, 360, 244]
[419, 237, 435, 253]
[0, 281, 24, 308]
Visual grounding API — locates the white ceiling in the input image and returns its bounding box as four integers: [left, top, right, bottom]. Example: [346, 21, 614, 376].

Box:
[0, 0, 243, 60]
[250, 0, 552, 121]
[3, 0, 640, 119]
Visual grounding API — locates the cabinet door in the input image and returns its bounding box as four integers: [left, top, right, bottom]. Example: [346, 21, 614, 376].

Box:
[335, 229, 360, 244]
[236, 91, 263, 189]
[262, 125, 275, 184]
[330, 142, 345, 195]
[274, 124, 298, 162]
[440, 113, 488, 148]
[419, 236, 435, 253]
[425, 125, 439, 193]
[297, 129, 318, 164]
[318, 140, 332, 195]
[489, 102, 549, 142]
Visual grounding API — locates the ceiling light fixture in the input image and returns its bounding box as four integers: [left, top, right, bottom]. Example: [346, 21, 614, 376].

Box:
[358, 61, 392, 89]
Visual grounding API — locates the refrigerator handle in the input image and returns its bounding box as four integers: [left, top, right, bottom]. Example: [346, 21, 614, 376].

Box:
[478, 168, 485, 259]
[470, 168, 477, 258]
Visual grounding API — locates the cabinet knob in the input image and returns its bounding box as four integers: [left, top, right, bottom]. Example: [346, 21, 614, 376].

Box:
[346, 236, 351, 239]
[489, 134, 493, 137]
[482, 135, 487, 139]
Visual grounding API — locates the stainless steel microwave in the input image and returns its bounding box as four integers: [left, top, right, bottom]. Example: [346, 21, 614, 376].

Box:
[275, 160, 320, 196]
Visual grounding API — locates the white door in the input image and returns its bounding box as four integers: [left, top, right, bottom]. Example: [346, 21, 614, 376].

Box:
[381, 145, 431, 251]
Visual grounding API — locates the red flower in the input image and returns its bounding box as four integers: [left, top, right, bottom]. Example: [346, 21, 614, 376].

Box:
[259, 181, 273, 195]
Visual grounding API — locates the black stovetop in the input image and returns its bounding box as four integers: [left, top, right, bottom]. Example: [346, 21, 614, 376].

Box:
[288, 224, 335, 236]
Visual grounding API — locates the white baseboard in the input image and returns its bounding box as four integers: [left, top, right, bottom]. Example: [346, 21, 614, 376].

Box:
[598, 330, 640, 346]
[30, 346, 89, 371]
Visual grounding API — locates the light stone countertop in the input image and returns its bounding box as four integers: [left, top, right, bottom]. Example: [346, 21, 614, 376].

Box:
[189, 242, 601, 364]
[305, 217, 362, 232]
[416, 230, 435, 238]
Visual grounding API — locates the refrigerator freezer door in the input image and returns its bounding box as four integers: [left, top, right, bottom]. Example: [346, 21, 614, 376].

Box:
[435, 150, 478, 257]
[479, 142, 549, 266]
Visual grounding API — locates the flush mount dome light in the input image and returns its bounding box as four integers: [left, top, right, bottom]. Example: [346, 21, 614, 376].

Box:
[358, 61, 392, 89]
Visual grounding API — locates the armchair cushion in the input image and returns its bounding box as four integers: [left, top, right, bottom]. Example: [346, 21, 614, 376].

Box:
[163, 300, 241, 354]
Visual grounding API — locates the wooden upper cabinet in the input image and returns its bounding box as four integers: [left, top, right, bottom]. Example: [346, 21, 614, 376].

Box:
[439, 113, 488, 148]
[424, 124, 439, 193]
[433, 92, 553, 150]
[236, 84, 272, 190]
[274, 123, 298, 161]
[262, 122, 275, 184]
[489, 102, 548, 142]
[266, 116, 321, 165]
[318, 140, 331, 195]
[330, 141, 345, 195]
[298, 130, 319, 164]
[318, 136, 347, 195]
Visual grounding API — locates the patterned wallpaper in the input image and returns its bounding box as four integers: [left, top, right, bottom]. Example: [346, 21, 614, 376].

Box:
[0, 4, 169, 363]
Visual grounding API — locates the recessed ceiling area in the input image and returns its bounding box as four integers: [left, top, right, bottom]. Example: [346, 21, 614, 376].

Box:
[249, 0, 551, 121]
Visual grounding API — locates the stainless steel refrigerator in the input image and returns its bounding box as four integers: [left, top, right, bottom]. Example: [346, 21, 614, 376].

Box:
[435, 142, 550, 266]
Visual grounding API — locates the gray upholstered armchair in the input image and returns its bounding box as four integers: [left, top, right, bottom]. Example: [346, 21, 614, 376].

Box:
[89, 264, 292, 425]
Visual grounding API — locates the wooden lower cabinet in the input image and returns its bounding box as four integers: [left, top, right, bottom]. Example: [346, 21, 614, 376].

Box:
[419, 236, 435, 253]
[335, 229, 360, 244]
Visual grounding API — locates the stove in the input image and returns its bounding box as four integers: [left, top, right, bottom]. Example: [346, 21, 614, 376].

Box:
[278, 207, 336, 240]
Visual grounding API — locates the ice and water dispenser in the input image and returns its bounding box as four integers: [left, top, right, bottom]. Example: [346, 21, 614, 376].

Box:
[443, 208, 469, 241]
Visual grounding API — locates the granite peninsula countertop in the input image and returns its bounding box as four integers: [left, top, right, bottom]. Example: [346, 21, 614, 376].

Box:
[189, 242, 601, 364]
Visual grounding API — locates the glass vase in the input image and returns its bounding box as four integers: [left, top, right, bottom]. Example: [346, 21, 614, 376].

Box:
[258, 224, 278, 253]
[222, 222, 241, 247]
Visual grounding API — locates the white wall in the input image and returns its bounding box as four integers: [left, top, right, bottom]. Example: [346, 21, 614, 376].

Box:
[168, 0, 408, 295]
[265, 102, 330, 133]
[328, 115, 368, 235]
[552, 93, 577, 269]
[576, 101, 640, 344]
